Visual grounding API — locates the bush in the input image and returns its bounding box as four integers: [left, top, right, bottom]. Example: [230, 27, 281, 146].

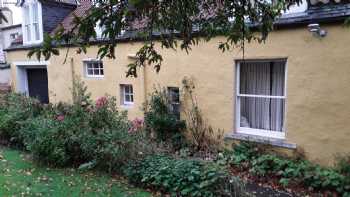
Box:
[19, 117, 71, 167]
[124, 155, 247, 197]
[17, 94, 151, 170]
[144, 88, 186, 150]
[0, 93, 43, 146]
[336, 155, 350, 176]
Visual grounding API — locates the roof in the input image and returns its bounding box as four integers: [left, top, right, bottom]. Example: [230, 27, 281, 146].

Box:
[276, 3, 350, 26]
[18, 0, 78, 6]
[5, 2, 350, 51]
[51, 0, 92, 34]
[0, 24, 21, 31]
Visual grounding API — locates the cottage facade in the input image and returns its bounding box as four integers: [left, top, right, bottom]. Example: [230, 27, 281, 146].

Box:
[5, 0, 350, 166]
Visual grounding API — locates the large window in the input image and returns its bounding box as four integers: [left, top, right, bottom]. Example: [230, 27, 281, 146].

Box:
[84, 60, 104, 78]
[22, 0, 43, 44]
[120, 84, 134, 106]
[236, 60, 287, 139]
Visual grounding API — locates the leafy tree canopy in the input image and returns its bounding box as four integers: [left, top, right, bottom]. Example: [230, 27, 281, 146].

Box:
[27, 0, 301, 77]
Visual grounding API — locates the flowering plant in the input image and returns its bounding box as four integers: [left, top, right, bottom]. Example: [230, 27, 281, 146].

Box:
[95, 96, 108, 109]
[129, 118, 144, 134]
[56, 115, 65, 121]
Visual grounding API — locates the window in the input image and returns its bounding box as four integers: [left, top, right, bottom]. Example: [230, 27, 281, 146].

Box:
[10, 33, 19, 40]
[168, 87, 180, 120]
[236, 60, 287, 139]
[120, 84, 134, 105]
[84, 60, 104, 77]
[22, 0, 43, 44]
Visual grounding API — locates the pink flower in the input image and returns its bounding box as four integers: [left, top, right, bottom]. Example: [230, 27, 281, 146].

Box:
[95, 96, 108, 109]
[129, 118, 144, 134]
[57, 115, 65, 121]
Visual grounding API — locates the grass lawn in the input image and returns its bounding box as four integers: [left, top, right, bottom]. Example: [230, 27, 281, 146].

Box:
[0, 147, 152, 197]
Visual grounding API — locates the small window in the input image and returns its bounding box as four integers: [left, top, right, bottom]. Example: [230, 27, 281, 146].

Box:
[84, 60, 104, 77]
[236, 60, 287, 139]
[10, 33, 19, 40]
[120, 84, 134, 105]
[168, 87, 180, 120]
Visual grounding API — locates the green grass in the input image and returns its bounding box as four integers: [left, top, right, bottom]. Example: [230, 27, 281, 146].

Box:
[0, 147, 152, 197]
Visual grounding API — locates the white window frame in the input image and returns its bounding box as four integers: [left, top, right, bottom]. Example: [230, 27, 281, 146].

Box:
[120, 84, 134, 106]
[84, 60, 104, 78]
[22, 0, 43, 45]
[235, 59, 288, 139]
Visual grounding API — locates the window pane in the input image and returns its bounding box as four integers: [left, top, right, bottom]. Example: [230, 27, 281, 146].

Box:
[34, 23, 40, 40]
[93, 69, 99, 75]
[130, 95, 134, 102]
[87, 64, 93, 69]
[26, 25, 31, 41]
[168, 87, 180, 103]
[87, 69, 93, 75]
[239, 61, 285, 96]
[24, 7, 30, 25]
[167, 87, 180, 120]
[32, 3, 38, 22]
[125, 95, 130, 102]
[240, 97, 285, 131]
[125, 85, 131, 94]
[100, 69, 104, 75]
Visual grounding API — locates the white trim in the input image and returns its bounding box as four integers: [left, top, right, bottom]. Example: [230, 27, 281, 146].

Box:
[120, 84, 134, 106]
[82, 58, 101, 62]
[14, 61, 48, 96]
[235, 59, 288, 139]
[235, 62, 240, 132]
[84, 61, 104, 78]
[13, 61, 50, 66]
[237, 127, 285, 139]
[237, 94, 286, 99]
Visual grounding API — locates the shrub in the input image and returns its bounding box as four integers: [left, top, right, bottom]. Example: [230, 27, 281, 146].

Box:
[336, 155, 350, 176]
[144, 88, 186, 150]
[19, 117, 71, 167]
[221, 142, 260, 167]
[124, 155, 247, 197]
[0, 93, 43, 146]
[18, 95, 151, 170]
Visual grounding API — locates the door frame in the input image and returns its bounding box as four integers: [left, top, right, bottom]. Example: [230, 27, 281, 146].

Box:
[13, 61, 49, 96]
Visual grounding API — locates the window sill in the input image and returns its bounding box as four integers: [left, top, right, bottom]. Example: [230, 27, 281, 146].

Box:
[120, 104, 134, 109]
[85, 76, 104, 80]
[225, 133, 297, 149]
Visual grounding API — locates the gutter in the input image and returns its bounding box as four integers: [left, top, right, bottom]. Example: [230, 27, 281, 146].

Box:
[4, 10, 349, 52]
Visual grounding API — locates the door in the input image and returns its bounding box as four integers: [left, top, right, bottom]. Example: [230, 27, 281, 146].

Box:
[27, 68, 49, 103]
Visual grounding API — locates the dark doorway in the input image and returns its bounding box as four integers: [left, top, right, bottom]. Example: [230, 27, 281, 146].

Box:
[27, 68, 49, 103]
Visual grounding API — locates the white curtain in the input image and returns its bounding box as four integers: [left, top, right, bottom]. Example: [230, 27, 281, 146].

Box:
[240, 61, 285, 132]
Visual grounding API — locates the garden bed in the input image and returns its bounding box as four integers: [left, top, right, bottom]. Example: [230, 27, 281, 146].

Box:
[0, 81, 349, 197]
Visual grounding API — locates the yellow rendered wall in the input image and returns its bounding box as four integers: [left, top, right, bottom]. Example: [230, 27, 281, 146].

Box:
[7, 24, 350, 166]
